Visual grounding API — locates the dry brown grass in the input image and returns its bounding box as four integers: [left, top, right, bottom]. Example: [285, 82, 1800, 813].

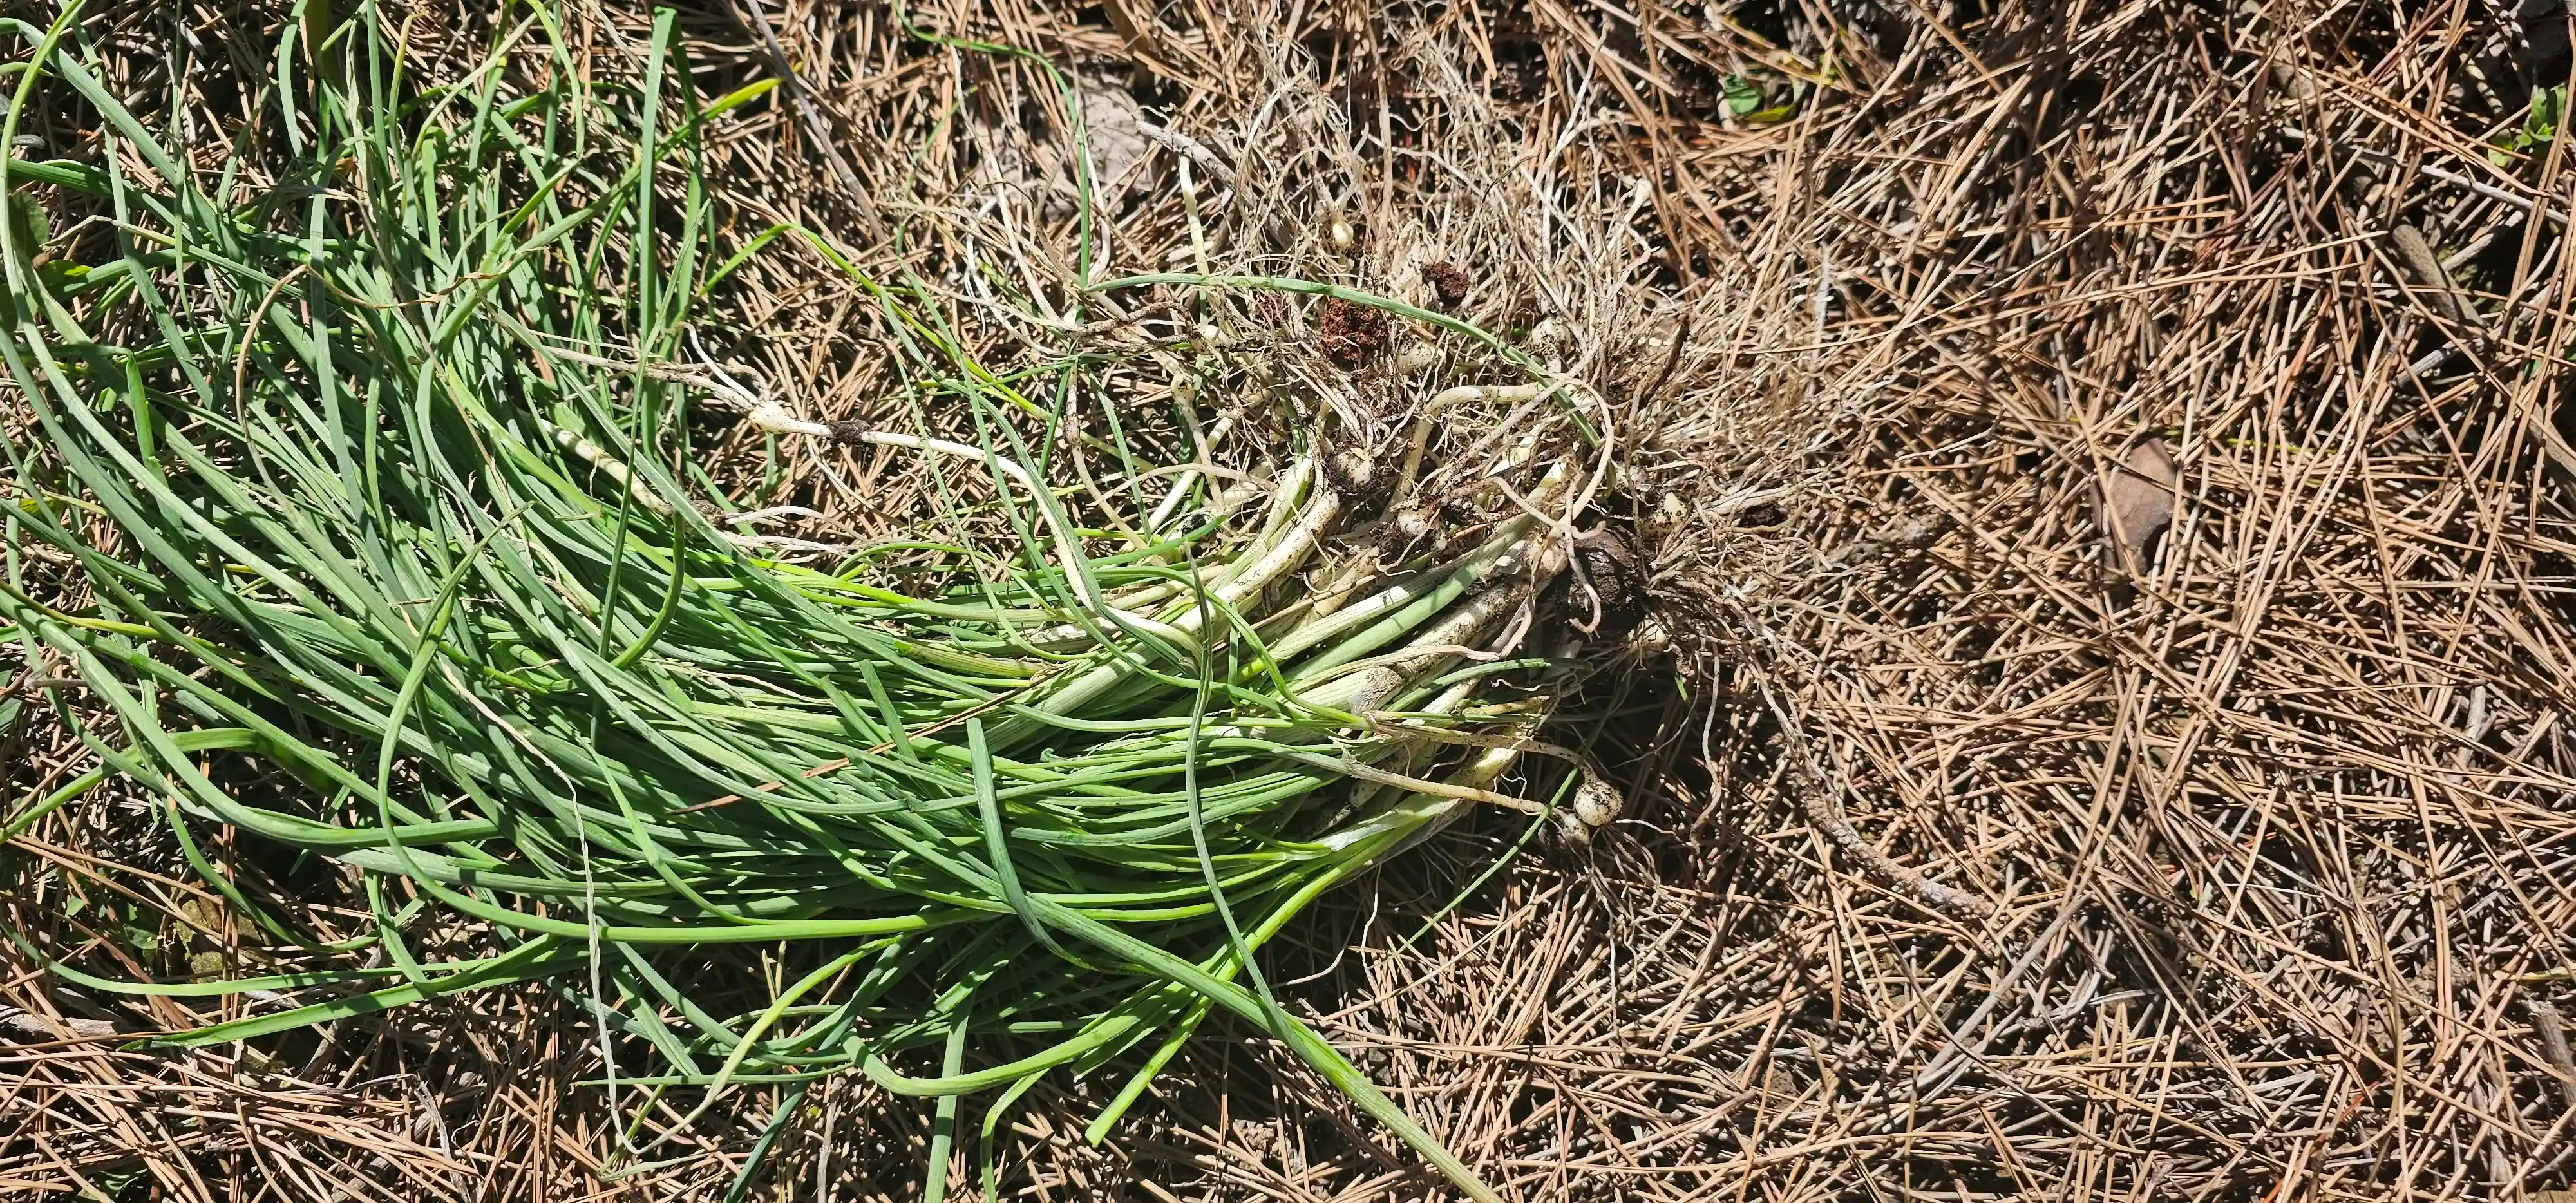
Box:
[10, 0, 2576, 1198]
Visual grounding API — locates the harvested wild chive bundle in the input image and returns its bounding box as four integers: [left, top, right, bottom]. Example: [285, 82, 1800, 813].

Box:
[1, 6, 1616, 1199]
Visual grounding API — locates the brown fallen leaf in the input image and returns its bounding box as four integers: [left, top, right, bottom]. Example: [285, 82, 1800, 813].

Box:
[1079, 83, 1153, 204]
[2096, 437, 2177, 574]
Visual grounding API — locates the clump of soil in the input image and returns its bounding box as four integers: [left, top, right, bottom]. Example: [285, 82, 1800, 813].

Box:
[1422, 261, 1470, 308]
[1318, 296, 1388, 366]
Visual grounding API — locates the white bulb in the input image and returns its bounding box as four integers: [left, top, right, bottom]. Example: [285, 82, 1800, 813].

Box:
[1332, 450, 1376, 490]
[1571, 777, 1624, 828]
[1630, 618, 1672, 656]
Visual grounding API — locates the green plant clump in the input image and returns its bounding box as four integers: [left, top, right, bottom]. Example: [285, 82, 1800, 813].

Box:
[2495, 83, 2568, 166]
[1, 5, 1598, 1198]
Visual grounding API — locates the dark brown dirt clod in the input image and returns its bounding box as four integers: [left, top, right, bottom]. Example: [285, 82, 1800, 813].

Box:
[1422, 261, 1471, 308]
[1318, 296, 1388, 368]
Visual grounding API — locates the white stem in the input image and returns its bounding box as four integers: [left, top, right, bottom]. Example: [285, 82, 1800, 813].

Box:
[1318, 742, 1526, 855]
[544, 421, 671, 515]
[1271, 518, 1535, 667]
[748, 404, 832, 439]
[1010, 474, 1341, 726]
[1146, 413, 1236, 534]
[1385, 382, 1549, 519]
[1275, 458, 1571, 668]
[1214, 487, 1344, 609]
[726, 506, 822, 527]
